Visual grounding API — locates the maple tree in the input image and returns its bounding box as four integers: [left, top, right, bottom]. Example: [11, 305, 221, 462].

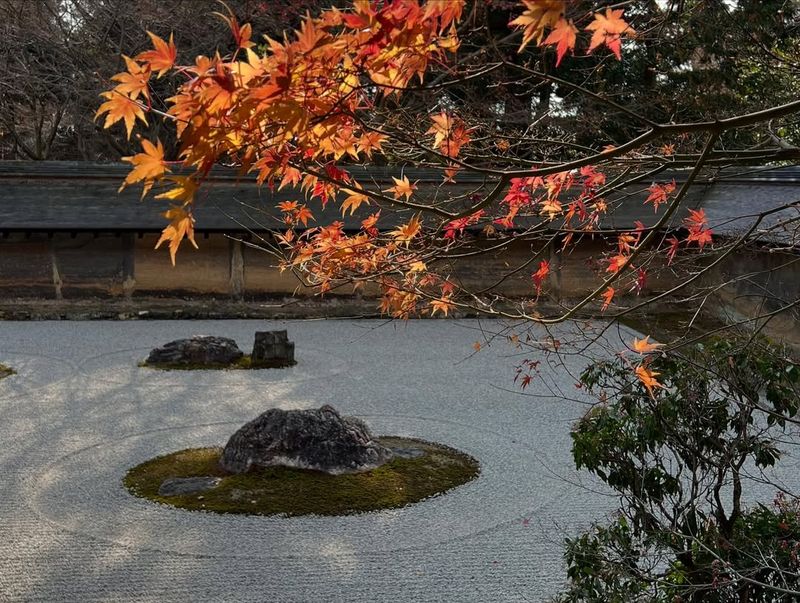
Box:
[90, 4, 800, 597]
[95, 0, 800, 361]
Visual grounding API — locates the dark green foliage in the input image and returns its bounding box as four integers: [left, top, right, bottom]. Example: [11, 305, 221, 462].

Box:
[0, 363, 14, 380]
[559, 336, 800, 602]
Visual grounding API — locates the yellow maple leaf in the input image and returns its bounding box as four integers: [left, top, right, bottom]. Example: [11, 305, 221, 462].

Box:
[341, 188, 370, 216]
[110, 56, 151, 101]
[635, 364, 663, 398]
[95, 91, 147, 139]
[388, 175, 417, 201]
[155, 207, 199, 265]
[155, 176, 197, 206]
[430, 297, 455, 317]
[509, 0, 565, 51]
[390, 214, 422, 246]
[540, 197, 562, 219]
[426, 112, 452, 150]
[120, 139, 168, 198]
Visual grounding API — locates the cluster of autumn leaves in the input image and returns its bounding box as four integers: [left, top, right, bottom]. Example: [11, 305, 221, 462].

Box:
[511, 0, 635, 65]
[97, 0, 712, 396]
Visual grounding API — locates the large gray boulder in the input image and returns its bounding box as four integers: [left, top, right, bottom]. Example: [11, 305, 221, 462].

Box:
[219, 405, 394, 475]
[146, 336, 243, 366]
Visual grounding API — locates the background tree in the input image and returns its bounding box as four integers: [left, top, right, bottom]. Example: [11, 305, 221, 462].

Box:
[0, 0, 328, 160]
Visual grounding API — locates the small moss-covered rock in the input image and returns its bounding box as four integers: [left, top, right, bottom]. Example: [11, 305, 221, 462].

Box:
[0, 363, 15, 380]
[124, 437, 479, 516]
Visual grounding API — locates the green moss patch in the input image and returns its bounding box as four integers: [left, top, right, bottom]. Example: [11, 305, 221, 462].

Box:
[0, 363, 15, 380]
[124, 437, 479, 516]
[140, 355, 297, 371]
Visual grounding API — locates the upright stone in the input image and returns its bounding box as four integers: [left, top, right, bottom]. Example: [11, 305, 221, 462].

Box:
[251, 330, 295, 367]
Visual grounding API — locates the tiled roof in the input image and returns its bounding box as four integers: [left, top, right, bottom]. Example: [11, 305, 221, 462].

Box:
[0, 161, 798, 244]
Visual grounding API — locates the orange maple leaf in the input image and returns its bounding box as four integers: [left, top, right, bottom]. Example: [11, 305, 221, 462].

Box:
[635, 364, 663, 398]
[341, 188, 369, 216]
[586, 8, 634, 60]
[278, 201, 299, 213]
[356, 131, 386, 158]
[685, 208, 708, 228]
[606, 254, 629, 273]
[213, 11, 254, 50]
[423, 0, 465, 31]
[119, 139, 168, 198]
[155, 176, 198, 206]
[645, 180, 677, 212]
[532, 259, 550, 294]
[388, 175, 418, 201]
[137, 32, 177, 77]
[111, 56, 151, 101]
[430, 297, 455, 317]
[632, 335, 663, 354]
[510, 0, 565, 51]
[295, 205, 314, 227]
[361, 211, 381, 233]
[155, 207, 198, 265]
[601, 286, 615, 311]
[95, 91, 147, 139]
[391, 214, 422, 246]
[542, 19, 577, 67]
[278, 167, 302, 191]
[688, 228, 713, 249]
[685, 208, 713, 248]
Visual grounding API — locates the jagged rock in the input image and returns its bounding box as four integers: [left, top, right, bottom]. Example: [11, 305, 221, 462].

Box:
[146, 336, 243, 366]
[158, 476, 221, 496]
[219, 405, 393, 475]
[251, 330, 295, 367]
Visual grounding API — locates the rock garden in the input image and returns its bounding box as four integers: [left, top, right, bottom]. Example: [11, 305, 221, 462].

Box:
[129, 331, 480, 516]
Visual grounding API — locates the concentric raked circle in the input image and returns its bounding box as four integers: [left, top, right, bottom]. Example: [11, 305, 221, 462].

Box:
[27, 414, 570, 559]
[77, 346, 350, 386]
[0, 351, 76, 400]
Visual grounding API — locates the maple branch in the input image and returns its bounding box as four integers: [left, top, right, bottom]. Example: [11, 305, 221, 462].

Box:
[525, 132, 720, 325]
[504, 61, 658, 128]
[607, 199, 800, 326]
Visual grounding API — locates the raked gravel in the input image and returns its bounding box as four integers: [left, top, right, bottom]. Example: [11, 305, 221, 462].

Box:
[2, 319, 797, 602]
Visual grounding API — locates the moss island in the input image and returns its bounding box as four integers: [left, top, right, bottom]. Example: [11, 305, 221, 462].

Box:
[124, 437, 479, 516]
